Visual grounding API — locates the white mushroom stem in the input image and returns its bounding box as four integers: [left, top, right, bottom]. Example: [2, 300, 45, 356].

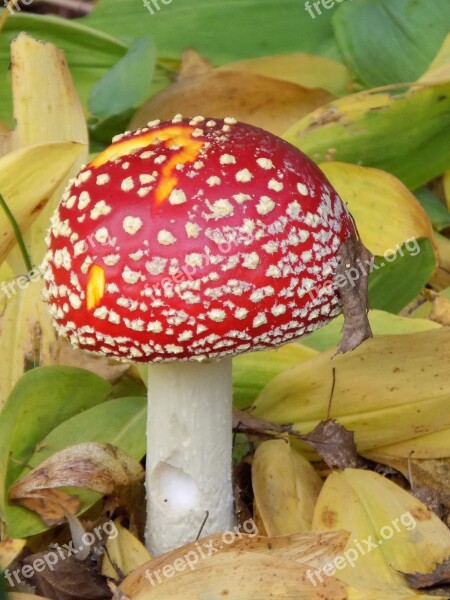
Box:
[145, 357, 235, 555]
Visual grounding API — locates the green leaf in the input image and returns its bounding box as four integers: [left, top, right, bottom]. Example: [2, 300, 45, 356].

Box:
[284, 81, 450, 190]
[83, 0, 337, 63]
[0, 13, 127, 124]
[368, 238, 436, 313]
[303, 309, 440, 352]
[89, 35, 156, 143]
[333, 0, 450, 87]
[232, 344, 317, 409]
[89, 35, 155, 119]
[5, 396, 146, 538]
[0, 366, 111, 533]
[415, 187, 450, 232]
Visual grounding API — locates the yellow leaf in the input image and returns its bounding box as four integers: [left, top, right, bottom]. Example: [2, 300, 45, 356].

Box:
[10, 33, 87, 150]
[252, 439, 322, 535]
[102, 520, 151, 579]
[0, 280, 58, 413]
[0, 141, 82, 264]
[0, 120, 11, 157]
[319, 162, 436, 257]
[419, 32, 450, 84]
[6, 33, 88, 271]
[219, 53, 352, 96]
[251, 329, 450, 455]
[130, 66, 334, 137]
[313, 469, 450, 598]
[233, 343, 318, 407]
[365, 428, 450, 460]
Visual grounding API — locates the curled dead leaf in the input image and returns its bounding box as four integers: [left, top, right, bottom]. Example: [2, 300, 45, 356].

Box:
[301, 420, 370, 470]
[8, 443, 145, 534]
[335, 234, 373, 353]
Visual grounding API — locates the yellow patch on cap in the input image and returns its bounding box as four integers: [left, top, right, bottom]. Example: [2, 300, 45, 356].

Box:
[86, 264, 106, 310]
[91, 125, 204, 205]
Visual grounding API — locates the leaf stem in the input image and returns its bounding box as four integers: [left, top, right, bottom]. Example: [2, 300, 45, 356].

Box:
[0, 191, 33, 272]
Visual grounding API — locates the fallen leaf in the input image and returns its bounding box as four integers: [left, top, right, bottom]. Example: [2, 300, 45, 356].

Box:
[419, 32, 450, 84]
[251, 329, 450, 455]
[313, 469, 450, 597]
[252, 439, 323, 535]
[102, 520, 151, 581]
[233, 408, 299, 439]
[218, 52, 352, 96]
[320, 162, 437, 259]
[301, 420, 370, 469]
[130, 66, 334, 136]
[0, 120, 11, 157]
[233, 343, 317, 409]
[0, 281, 59, 412]
[284, 81, 450, 190]
[403, 557, 450, 589]
[16, 489, 81, 527]
[119, 531, 349, 600]
[6, 33, 88, 268]
[22, 552, 110, 600]
[335, 235, 373, 353]
[0, 141, 82, 264]
[8, 443, 145, 535]
[363, 453, 450, 517]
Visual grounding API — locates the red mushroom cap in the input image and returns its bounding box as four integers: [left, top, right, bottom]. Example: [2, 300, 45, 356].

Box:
[42, 116, 355, 362]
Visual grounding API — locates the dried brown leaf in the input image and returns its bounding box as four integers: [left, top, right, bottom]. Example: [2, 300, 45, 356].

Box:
[119, 531, 349, 600]
[22, 552, 110, 600]
[233, 407, 299, 439]
[335, 235, 373, 353]
[8, 443, 145, 534]
[15, 489, 81, 526]
[301, 419, 370, 469]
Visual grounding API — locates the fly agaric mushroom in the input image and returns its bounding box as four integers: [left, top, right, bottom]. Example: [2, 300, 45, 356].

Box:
[42, 115, 362, 555]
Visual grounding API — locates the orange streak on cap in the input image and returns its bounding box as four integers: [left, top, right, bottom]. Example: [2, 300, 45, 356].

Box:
[86, 264, 106, 310]
[155, 134, 203, 205]
[90, 125, 204, 205]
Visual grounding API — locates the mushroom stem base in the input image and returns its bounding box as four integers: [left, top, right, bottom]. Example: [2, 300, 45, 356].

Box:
[145, 357, 234, 555]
